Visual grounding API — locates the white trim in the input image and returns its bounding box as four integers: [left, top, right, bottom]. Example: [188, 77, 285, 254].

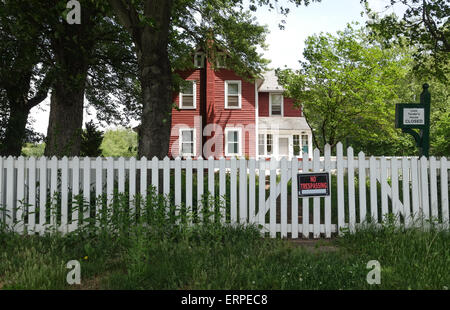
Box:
[179, 80, 197, 109]
[179, 128, 196, 157]
[269, 93, 283, 116]
[194, 52, 204, 68]
[225, 127, 242, 157]
[224, 80, 242, 109]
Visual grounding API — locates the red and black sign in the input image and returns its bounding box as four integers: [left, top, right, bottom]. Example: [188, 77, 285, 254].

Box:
[297, 172, 330, 197]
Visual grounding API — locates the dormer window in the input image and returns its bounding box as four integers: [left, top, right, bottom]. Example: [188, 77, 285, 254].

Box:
[194, 52, 204, 68]
[216, 53, 227, 68]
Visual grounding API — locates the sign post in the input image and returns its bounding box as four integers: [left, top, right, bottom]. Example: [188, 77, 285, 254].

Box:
[395, 84, 431, 157]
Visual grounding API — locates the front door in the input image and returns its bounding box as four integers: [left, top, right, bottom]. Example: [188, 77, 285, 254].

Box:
[278, 137, 289, 157]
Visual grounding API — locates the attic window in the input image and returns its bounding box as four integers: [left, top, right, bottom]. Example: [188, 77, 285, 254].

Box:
[216, 53, 227, 68]
[194, 52, 204, 68]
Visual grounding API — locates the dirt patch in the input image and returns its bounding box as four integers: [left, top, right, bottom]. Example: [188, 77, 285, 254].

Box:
[287, 238, 339, 254]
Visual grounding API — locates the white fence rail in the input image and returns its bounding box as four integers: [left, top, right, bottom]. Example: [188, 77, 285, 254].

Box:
[0, 143, 448, 238]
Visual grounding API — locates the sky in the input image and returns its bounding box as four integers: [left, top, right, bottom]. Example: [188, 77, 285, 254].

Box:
[29, 0, 406, 136]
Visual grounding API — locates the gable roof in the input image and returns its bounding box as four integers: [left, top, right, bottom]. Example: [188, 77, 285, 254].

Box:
[258, 70, 284, 92]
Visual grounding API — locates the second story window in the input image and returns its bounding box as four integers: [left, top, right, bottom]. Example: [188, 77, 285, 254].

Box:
[179, 81, 196, 109]
[270, 93, 283, 116]
[194, 52, 204, 68]
[225, 80, 242, 109]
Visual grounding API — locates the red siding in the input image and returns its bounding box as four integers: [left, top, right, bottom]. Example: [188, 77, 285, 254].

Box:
[169, 69, 203, 158]
[284, 97, 302, 117]
[258, 93, 301, 117]
[204, 61, 256, 158]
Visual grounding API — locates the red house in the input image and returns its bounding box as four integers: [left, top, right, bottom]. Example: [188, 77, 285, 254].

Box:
[169, 51, 312, 159]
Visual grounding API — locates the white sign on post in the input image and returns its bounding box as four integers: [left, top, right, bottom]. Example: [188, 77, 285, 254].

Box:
[403, 108, 425, 125]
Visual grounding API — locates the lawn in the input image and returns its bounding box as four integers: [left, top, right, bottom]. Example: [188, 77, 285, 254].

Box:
[0, 200, 448, 290]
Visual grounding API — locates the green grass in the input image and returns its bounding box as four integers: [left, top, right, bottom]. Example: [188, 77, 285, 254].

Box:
[0, 190, 448, 290]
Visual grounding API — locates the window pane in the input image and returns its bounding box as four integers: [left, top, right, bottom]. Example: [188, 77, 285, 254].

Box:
[181, 82, 193, 94]
[302, 135, 308, 154]
[182, 130, 193, 142]
[182, 142, 193, 154]
[271, 94, 282, 115]
[293, 135, 300, 156]
[227, 83, 239, 95]
[228, 142, 238, 154]
[258, 134, 265, 155]
[267, 134, 272, 155]
[182, 95, 194, 107]
[227, 95, 239, 107]
[228, 131, 238, 143]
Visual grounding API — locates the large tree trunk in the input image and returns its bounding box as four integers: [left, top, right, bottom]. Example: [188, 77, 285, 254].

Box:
[136, 1, 173, 159]
[44, 8, 93, 157]
[0, 101, 30, 156]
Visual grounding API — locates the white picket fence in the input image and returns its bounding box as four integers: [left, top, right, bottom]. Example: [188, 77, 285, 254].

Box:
[0, 142, 448, 238]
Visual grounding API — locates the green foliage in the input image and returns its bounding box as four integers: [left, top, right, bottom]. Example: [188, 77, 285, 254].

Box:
[80, 121, 104, 157]
[21, 143, 45, 157]
[362, 0, 449, 82]
[100, 128, 138, 157]
[277, 24, 417, 155]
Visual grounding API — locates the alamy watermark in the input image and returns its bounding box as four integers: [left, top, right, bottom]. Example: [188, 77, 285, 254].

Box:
[366, 260, 381, 285]
[66, 260, 81, 285]
[66, 0, 81, 25]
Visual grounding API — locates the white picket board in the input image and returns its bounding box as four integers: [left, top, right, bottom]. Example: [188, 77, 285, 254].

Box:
[358, 151, 367, 224]
[440, 157, 449, 229]
[291, 158, 299, 239]
[83, 157, 91, 223]
[312, 149, 321, 238]
[429, 156, 438, 222]
[129, 157, 136, 214]
[174, 157, 181, 217]
[369, 156, 378, 223]
[107, 157, 114, 213]
[347, 147, 355, 233]
[196, 157, 204, 220]
[324, 144, 332, 238]
[5, 157, 14, 228]
[72, 157, 80, 230]
[302, 151, 310, 238]
[163, 156, 170, 197]
[380, 156, 388, 220]
[410, 157, 420, 223]
[230, 157, 237, 223]
[59, 157, 68, 233]
[118, 157, 125, 194]
[28, 157, 36, 233]
[239, 157, 247, 224]
[420, 156, 429, 222]
[152, 157, 159, 194]
[258, 159, 266, 232]
[186, 157, 193, 221]
[95, 157, 103, 221]
[16, 156, 25, 233]
[39, 157, 47, 231]
[140, 157, 147, 202]
[336, 143, 344, 235]
[248, 158, 256, 224]
[280, 157, 288, 238]
[269, 157, 276, 238]
[50, 156, 58, 228]
[0, 157, 3, 224]
[208, 157, 215, 220]
[401, 157, 411, 227]
[391, 157, 399, 224]
[219, 157, 226, 222]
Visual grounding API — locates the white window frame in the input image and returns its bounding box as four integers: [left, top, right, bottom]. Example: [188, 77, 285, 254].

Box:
[179, 128, 196, 157]
[269, 93, 284, 116]
[179, 80, 196, 109]
[225, 127, 242, 157]
[224, 80, 242, 109]
[194, 52, 205, 68]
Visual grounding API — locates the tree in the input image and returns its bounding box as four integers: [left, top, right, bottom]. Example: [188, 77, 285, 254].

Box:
[107, 0, 322, 159]
[0, 0, 53, 156]
[100, 128, 138, 157]
[362, 0, 449, 81]
[277, 24, 418, 155]
[80, 121, 104, 157]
